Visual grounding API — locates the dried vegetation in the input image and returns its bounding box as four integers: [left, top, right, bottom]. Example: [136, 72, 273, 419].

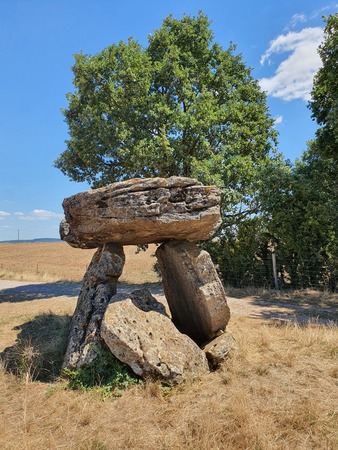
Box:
[0, 243, 337, 449]
[0, 242, 159, 283]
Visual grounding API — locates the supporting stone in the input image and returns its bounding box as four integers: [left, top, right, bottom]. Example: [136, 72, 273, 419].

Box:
[101, 289, 210, 384]
[63, 243, 125, 369]
[156, 240, 230, 346]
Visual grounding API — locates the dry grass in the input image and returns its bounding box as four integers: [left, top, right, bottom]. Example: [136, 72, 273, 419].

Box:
[0, 242, 159, 283]
[0, 243, 337, 449]
[0, 316, 337, 450]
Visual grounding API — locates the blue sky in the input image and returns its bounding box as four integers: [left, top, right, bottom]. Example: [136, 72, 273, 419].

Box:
[0, 0, 337, 241]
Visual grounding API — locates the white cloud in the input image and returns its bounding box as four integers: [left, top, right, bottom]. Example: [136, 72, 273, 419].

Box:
[259, 27, 323, 101]
[14, 212, 24, 216]
[19, 209, 64, 221]
[0, 211, 10, 217]
[274, 115, 283, 125]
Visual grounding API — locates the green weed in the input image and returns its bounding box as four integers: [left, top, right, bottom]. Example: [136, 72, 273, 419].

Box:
[63, 343, 142, 397]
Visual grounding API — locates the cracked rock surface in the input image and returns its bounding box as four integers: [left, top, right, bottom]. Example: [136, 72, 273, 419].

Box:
[60, 176, 221, 248]
[101, 289, 210, 384]
[156, 240, 230, 345]
[63, 243, 125, 370]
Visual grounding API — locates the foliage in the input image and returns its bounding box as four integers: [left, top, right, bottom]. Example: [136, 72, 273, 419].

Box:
[55, 11, 279, 226]
[260, 144, 338, 290]
[309, 13, 338, 161]
[210, 14, 338, 291]
[55, 12, 338, 290]
[204, 216, 274, 288]
[63, 343, 141, 396]
[272, 13, 338, 290]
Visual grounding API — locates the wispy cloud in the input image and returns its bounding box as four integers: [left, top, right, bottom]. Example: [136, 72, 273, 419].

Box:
[309, 3, 338, 20]
[286, 3, 338, 29]
[19, 209, 64, 221]
[259, 27, 323, 101]
[0, 211, 11, 218]
[290, 13, 307, 28]
[274, 115, 283, 125]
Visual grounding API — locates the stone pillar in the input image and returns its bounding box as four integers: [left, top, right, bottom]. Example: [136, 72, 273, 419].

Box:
[156, 240, 230, 346]
[63, 243, 125, 369]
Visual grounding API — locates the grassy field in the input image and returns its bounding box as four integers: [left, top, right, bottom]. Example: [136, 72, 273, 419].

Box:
[0, 243, 337, 449]
[0, 242, 159, 283]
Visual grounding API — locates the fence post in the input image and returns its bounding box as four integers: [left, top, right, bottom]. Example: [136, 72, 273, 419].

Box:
[272, 252, 279, 290]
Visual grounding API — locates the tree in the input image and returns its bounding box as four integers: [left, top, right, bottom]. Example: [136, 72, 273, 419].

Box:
[259, 145, 337, 289]
[309, 13, 338, 161]
[55, 12, 279, 226]
[242, 14, 338, 291]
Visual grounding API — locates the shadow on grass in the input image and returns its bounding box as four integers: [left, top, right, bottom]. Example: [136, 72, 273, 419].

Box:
[227, 288, 338, 325]
[252, 302, 338, 325]
[0, 313, 71, 382]
[0, 282, 82, 303]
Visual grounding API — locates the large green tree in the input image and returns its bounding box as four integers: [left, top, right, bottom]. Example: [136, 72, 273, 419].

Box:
[251, 14, 338, 290]
[258, 145, 337, 289]
[56, 12, 279, 226]
[309, 13, 338, 161]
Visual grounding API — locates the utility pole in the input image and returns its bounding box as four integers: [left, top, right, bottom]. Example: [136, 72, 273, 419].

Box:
[17, 229, 20, 243]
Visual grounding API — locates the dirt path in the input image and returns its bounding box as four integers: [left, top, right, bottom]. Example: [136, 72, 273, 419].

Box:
[0, 280, 336, 325]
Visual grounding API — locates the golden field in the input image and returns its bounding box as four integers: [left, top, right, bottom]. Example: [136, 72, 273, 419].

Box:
[0, 241, 159, 283]
[0, 242, 337, 450]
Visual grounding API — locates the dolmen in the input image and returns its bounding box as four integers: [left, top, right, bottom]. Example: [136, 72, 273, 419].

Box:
[61, 177, 233, 384]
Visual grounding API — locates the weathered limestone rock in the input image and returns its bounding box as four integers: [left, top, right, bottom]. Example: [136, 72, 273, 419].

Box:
[60, 177, 221, 248]
[202, 332, 236, 369]
[101, 289, 210, 384]
[156, 240, 230, 346]
[63, 243, 125, 369]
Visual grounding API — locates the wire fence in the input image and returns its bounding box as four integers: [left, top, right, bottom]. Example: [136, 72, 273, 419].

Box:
[219, 256, 337, 292]
[1, 250, 336, 292]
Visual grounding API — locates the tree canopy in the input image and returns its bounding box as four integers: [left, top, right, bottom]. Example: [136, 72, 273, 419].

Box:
[248, 13, 338, 290]
[309, 13, 338, 161]
[55, 12, 338, 290]
[204, 13, 338, 290]
[55, 12, 278, 225]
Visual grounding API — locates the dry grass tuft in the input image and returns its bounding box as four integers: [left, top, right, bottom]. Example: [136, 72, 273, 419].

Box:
[1, 312, 71, 382]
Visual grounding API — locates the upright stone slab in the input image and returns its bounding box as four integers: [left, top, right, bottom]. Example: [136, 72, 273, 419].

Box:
[63, 243, 125, 369]
[156, 240, 230, 346]
[60, 177, 221, 248]
[101, 289, 210, 384]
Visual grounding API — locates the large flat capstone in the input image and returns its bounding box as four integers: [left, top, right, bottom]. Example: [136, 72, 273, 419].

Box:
[60, 177, 221, 248]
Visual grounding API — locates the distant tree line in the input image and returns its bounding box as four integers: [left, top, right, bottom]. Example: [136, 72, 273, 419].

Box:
[56, 12, 338, 291]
